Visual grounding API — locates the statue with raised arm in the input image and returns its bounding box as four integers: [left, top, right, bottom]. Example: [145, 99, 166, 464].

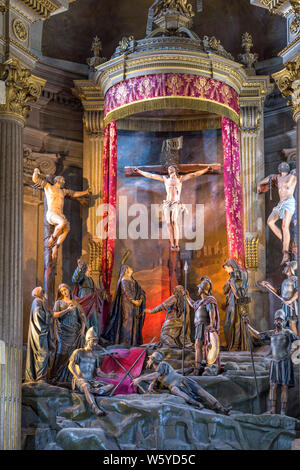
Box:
[247, 310, 298, 416]
[32, 168, 91, 259]
[144, 285, 193, 349]
[132, 351, 231, 414]
[257, 162, 297, 265]
[134, 164, 210, 251]
[260, 261, 298, 335]
[68, 327, 115, 416]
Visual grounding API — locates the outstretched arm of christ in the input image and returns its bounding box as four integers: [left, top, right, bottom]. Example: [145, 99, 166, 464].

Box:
[181, 166, 211, 182]
[134, 168, 164, 182]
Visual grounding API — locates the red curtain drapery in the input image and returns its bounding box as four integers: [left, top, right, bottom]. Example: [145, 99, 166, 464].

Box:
[100, 121, 117, 318]
[222, 117, 245, 267]
[100, 74, 245, 296]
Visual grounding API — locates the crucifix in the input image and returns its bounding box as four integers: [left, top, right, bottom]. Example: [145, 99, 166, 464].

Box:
[125, 136, 222, 252]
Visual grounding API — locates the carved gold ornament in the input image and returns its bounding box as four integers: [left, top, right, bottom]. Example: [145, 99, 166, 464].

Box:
[12, 18, 28, 43]
[89, 239, 102, 274]
[273, 55, 300, 120]
[0, 57, 45, 121]
[245, 236, 259, 269]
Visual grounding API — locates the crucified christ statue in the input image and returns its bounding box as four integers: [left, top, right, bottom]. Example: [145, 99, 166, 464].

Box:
[133, 164, 213, 251]
[32, 168, 91, 259]
[257, 162, 297, 265]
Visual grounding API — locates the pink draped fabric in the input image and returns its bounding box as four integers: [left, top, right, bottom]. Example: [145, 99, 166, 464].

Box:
[101, 121, 117, 312]
[222, 117, 245, 267]
[97, 347, 146, 395]
[101, 75, 245, 283]
[104, 73, 239, 124]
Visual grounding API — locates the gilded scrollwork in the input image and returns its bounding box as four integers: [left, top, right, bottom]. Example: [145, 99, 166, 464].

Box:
[273, 55, 300, 120]
[0, 58, 45, 120]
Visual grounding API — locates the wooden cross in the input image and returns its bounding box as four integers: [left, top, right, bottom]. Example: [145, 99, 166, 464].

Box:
[125, 163, 221, 177]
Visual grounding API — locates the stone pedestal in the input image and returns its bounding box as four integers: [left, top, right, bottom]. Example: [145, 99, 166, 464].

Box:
[0, 115, 24, 450]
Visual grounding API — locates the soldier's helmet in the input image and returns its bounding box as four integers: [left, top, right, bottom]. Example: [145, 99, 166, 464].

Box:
[284, 260, 297, 275]
[86, 326, 98, 342]
[274, 309, 286, 324]
[149, 351, 165, 363]
[197, 276, 212, 295]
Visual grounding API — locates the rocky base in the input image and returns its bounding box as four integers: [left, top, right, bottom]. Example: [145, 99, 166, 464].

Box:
[22, 382, 300, 451]
[21, 347, 300, 450]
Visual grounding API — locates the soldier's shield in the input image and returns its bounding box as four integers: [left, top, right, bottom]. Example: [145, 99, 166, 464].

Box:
[205, 330, 220, 365]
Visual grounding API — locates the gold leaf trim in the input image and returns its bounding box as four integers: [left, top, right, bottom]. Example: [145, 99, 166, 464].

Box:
[117, 115, 222, 132]
[104, 96, 239, 126]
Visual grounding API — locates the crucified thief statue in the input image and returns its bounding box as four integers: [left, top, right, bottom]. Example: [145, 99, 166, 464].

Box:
[134, 164, 212, 251]
[32, 168, 91, 259]
[257, 162, 297, 265]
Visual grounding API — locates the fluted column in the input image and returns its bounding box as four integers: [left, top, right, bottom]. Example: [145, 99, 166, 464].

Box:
[240, 105, 269, 330]
[0, 58, 45, 450]
[82, 110, 105, 282]
[273, 60, 300, 337]
[0, 116, 23, 451]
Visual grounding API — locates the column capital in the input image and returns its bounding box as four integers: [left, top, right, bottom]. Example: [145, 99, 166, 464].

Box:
[240, 105, 262, 132]
[0, 57, 46, 123]
[272, 55, 300, 121]
[73, 79, 105, 135]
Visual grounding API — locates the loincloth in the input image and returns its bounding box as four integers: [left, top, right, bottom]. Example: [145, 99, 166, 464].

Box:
[272, 197, 295, 219]
[162, 200, 187, 214]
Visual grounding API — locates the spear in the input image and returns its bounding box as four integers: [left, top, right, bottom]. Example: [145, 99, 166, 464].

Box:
[181, 261, 189, 376]
[243, 314, 260, 406]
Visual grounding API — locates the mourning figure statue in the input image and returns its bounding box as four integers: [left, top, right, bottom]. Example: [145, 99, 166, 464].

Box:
[104, 265, 146, 346]
[257, 162, 297, 265]
[247, 309, 299, 415]
[132, 351, 231, 415]
[72, 258, 108, 337]
[222, 259, 257, 351]
[260, 261, 298, 335]
[144, 285, 193, 348]
[50, 283, 87, 383]
[186, 277, 220, 375]
[68, 327, 115, 416]
[25, 287, 54, 383]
